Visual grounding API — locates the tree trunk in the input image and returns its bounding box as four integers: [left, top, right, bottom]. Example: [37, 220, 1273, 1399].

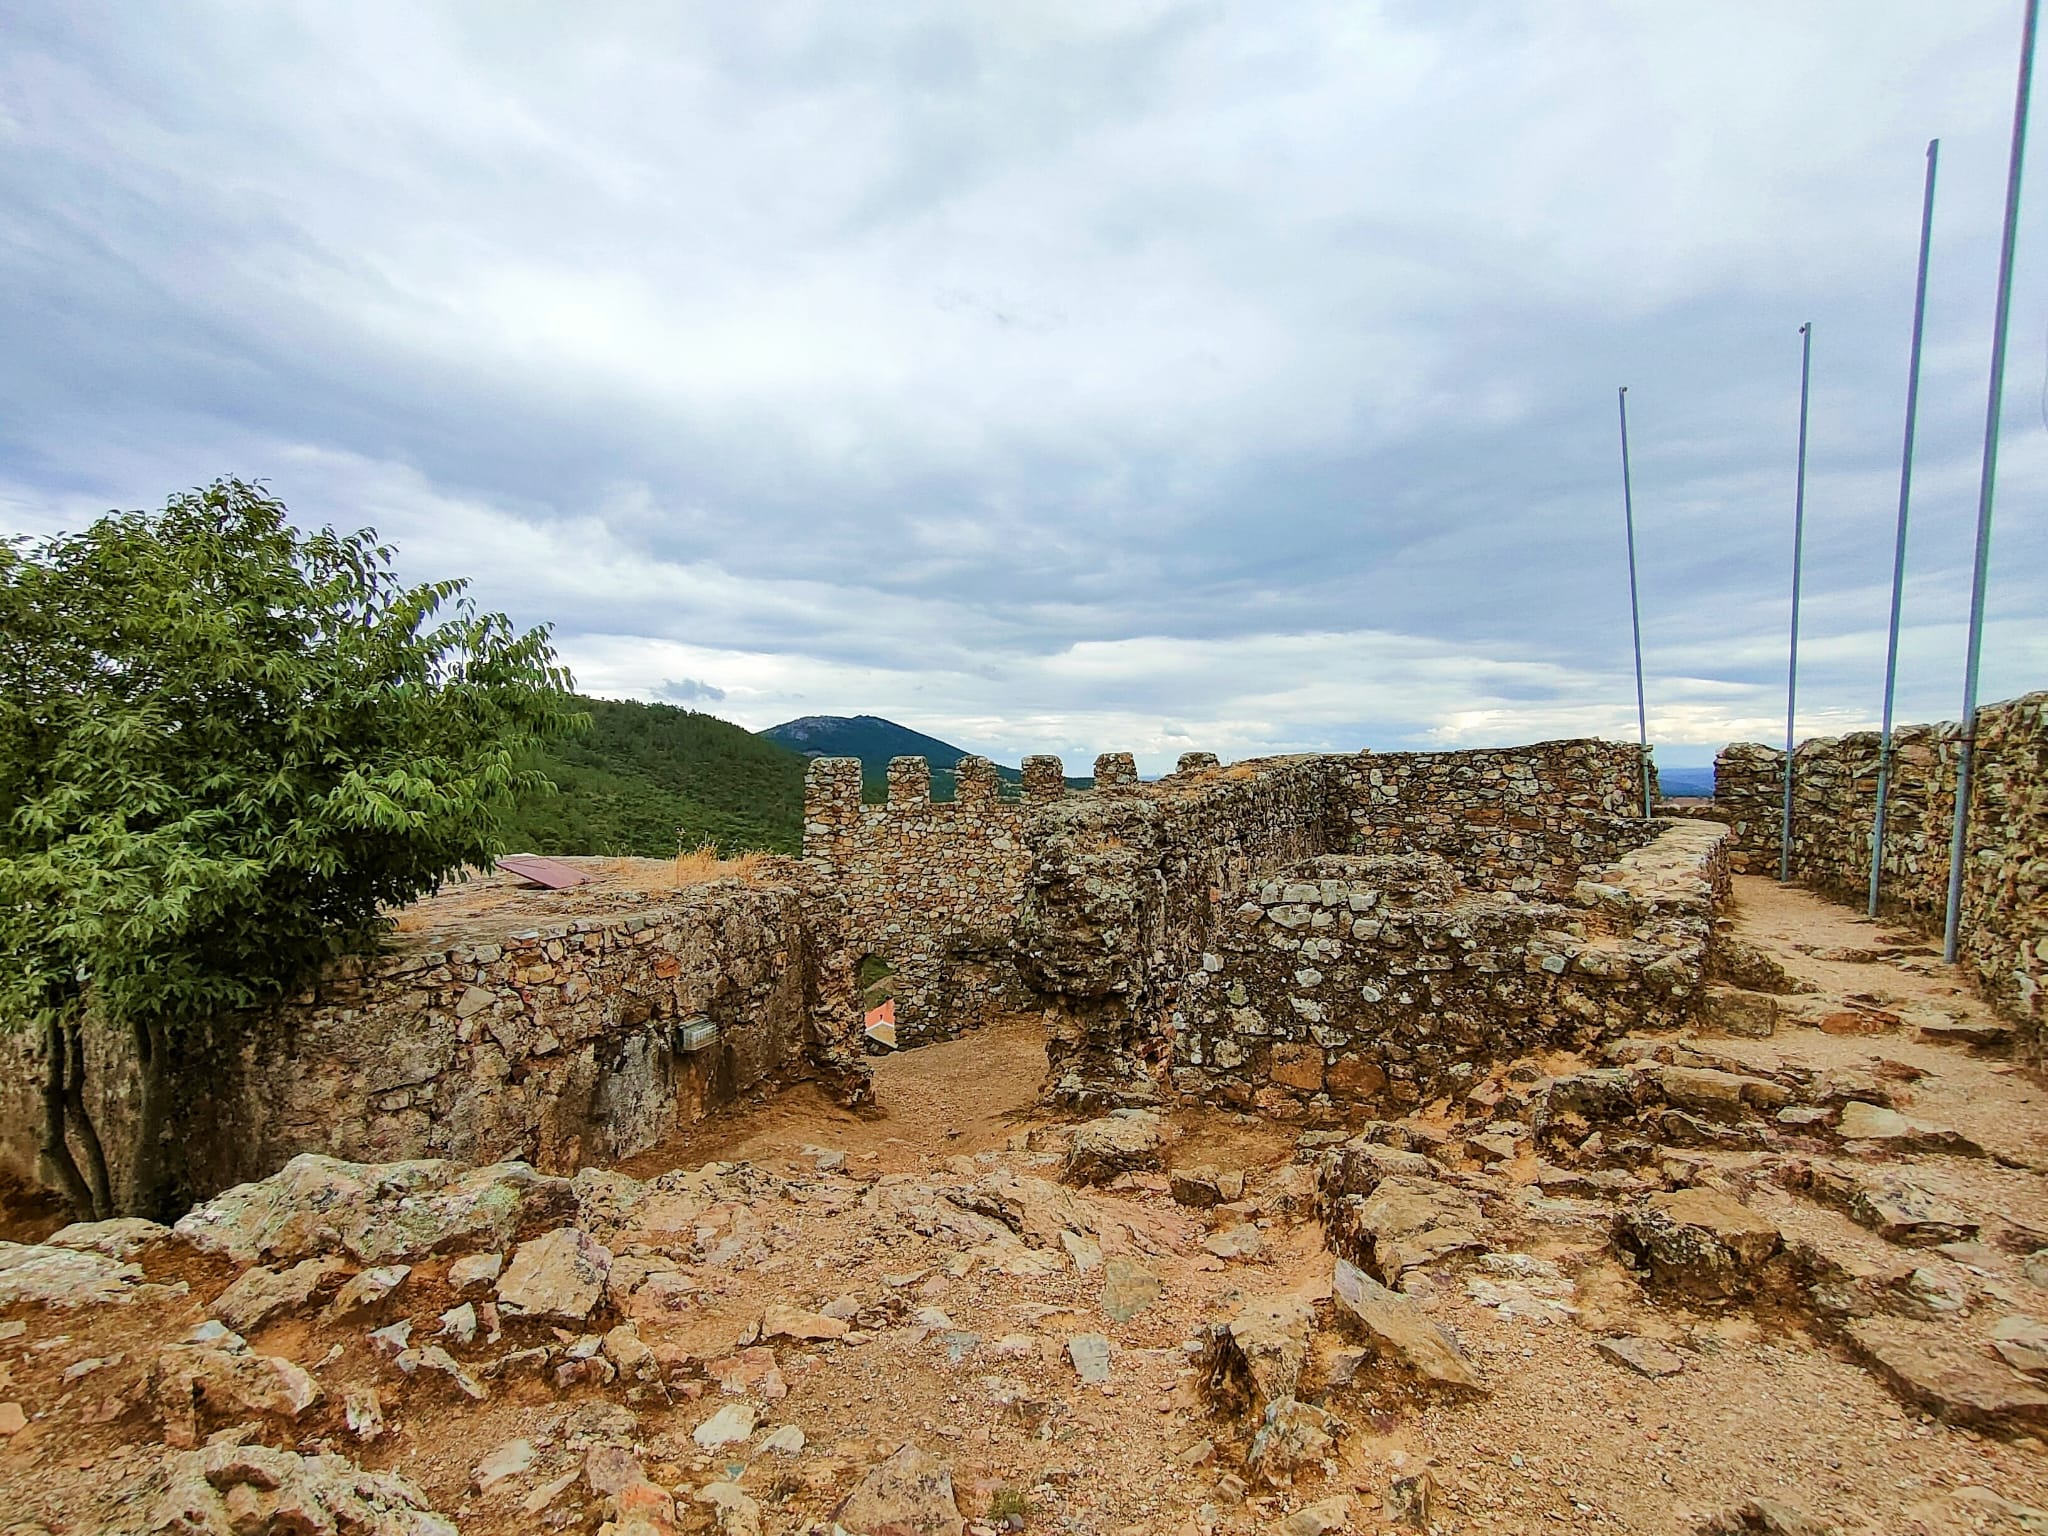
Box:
[125, 1016, 174, 1220]
[62, 1020, 114, 1220]
[37, 1016, 97, 1220]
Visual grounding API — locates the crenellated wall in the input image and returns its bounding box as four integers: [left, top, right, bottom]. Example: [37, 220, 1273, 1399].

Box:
[802, 753, 1046, 1048]
[1711, 691, 2046, 1035]
[806, 736, 1689, 1110]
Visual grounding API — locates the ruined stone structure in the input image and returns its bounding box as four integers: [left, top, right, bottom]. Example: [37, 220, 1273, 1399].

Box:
[801, 753, 1042, 1050]
[0, 863, 867, 1200]
[1176, 822, 1728, 1115]
[1710, 691, 2045, 1033]
[808, 738, 1727, 1109]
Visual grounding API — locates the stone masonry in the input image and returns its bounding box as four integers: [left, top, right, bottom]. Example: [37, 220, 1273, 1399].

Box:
[803, 750, 1145, 1049]
[0, 862, 868, 1202]
[1711, 691, 2045, 1036]
[805, 738, 1729, 1110]
[1174, 822, 1729, 1115]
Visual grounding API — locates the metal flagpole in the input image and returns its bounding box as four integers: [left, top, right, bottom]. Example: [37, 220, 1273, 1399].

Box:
[1782, 322, 1813, 884]
[1619, 386, 1652, 818]
[1871, 139, 1941, 918]
[1945, 0, 2039, 965]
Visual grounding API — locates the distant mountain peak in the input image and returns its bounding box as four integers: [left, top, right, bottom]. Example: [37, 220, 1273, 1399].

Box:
[756, 714, 1090, 801]
[759, 714, 975, 767]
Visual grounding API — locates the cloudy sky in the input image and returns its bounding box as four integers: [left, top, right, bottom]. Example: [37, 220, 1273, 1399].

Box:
[4, 3, 2044, 773]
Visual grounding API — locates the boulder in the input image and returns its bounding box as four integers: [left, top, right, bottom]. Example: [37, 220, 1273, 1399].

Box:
[1708, 939, 1802, 996]
[1244, 1397, 1346, 1486]
[1614, 1190, 1782, 1298]
[495, 1227, 611, 1324]
[0, 1240, 146, 1307]
[1204, 1295, 1314, 1414]
[210, 1256, 348, 1334]
[329, 1264, 411, 1319]
[1990, 1315, 2048, 1377]
[1654, 1065, 1751, 1114]
[1835, 1103, 1985, 1156]
[147, 1442, 455, 1536]
[760, 1303, 849, 1341]
[693, 1402, 757, 1449]
[1203, 1224, 1264, 1261]
[834, 1444, 964, 1536]
[1538, 1068, 1653, 1128]
[1331, 1258, 1483, 1390]
[172, 1154, 575, 1265]
[1700, 985, 1782, 1038]
[1066, 1332, 1113, 1384]
[1596, 1335, 1687, 1378]
[45, 1217, 169, 1259]
[1326, 1176, 1488, 1283]
[150, 1331, 324, 1448]
[395, 1344, 488, 1401]
[1849, 1183, 1979, 1248]
[1282, 1496, 1353, 1535]
[1316, 1138, 1439, 1204]
[696, 1480, 765, 1535]
[1169, 1166, 1224, 1208]
[1837, 1102, 1912, 1140]
[1062, 1114, 1165, 1186]
[448, 1252, 504, 1294]
[1099, 1257, 1163, 1322]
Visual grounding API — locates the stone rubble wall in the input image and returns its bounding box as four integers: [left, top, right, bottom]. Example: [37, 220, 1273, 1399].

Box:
[1326, 739, 1659, 899]
[998, 740, 1678, 1107]
[802, 753, 1042, 1049]
[1172, 819, 1730, 1114]
[1711, 690, 2046, 1034]
[0, 869, 867, 1202]
[1014, 755, 1338, 1106]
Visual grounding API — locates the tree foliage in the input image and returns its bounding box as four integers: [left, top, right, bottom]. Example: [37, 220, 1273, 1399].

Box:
[0, 480, 579, 1216]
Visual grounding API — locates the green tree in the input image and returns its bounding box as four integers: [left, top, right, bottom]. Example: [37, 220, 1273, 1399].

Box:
[0, 480, 579, 1218]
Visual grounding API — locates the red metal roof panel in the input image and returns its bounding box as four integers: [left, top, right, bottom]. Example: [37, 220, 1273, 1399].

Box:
[496, 854, 593, 890]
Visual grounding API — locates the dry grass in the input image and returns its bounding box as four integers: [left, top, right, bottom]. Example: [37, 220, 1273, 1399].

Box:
[383, 847, 774, 942]
[588, 848, 772, 891]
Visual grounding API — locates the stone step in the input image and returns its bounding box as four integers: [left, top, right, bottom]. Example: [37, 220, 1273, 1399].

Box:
[1915, 1018, 2016, 1054]
[1844, 1317, 2048, 1436]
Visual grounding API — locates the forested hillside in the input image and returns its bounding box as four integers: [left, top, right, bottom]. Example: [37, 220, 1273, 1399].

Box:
[501, 696, 807, 856]
[760, 714, 1090, 801]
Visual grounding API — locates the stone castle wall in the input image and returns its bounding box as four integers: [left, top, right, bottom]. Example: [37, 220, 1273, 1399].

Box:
[0, 868, 867, 1202]
[1711, 690, 2046, 1032]
[807, 736, 1690, 1110]
[1328, 740, 1659, 899]
[801, 753, 1045, 1049]
[1172, 820, 1729, 1114]
[1014, 754, 1341, 1105]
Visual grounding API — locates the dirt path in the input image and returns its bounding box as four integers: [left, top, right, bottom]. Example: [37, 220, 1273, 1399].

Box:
[617, 1014, 1057, 1181]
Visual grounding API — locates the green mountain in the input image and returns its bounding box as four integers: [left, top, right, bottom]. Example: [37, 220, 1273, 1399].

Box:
[502, 696, 808, 857]
[758, 714, 1089, 802]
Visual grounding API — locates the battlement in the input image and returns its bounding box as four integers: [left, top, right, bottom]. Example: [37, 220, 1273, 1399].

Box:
[803, 737, 1660, 1063]
[801, 747, 1179, 828]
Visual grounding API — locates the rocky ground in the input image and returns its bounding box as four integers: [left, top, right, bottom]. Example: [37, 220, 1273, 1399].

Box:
[0, 875, 2044, 1535]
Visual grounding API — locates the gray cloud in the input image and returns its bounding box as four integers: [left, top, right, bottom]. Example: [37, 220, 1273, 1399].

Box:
[657, 677, 728, 705]
[2, 2, 2043, 772]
